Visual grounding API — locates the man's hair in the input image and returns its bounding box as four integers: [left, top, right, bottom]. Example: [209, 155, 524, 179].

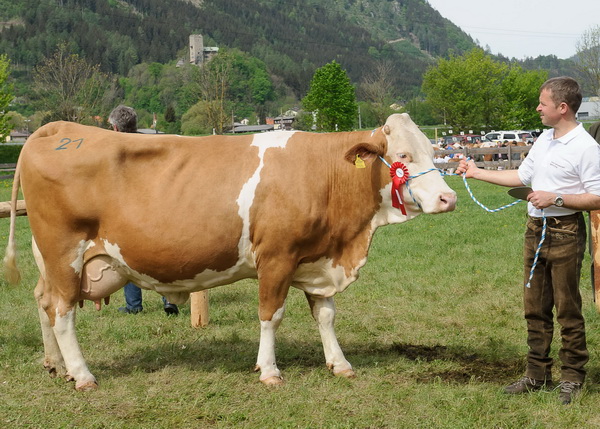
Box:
[540, 76, 582, 114]
[108, 105, 138, 133]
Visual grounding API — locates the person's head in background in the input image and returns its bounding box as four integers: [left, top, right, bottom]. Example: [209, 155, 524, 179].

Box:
[108, 105, 137, 133]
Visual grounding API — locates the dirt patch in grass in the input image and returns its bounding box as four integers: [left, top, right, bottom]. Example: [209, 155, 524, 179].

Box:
[391, 342, 523, 384]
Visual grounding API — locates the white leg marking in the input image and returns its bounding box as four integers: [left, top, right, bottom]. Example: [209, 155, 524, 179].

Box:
[311, 296, 354, 376]
[256, 305, 286, 382]
[53, 308, 97, 389]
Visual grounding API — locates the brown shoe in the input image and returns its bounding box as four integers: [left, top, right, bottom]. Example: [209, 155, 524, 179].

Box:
[558, 381, 582, 405]
[504, 376, 551, 394]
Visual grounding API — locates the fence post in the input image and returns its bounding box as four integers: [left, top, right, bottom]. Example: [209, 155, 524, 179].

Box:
[591, 211, 600, 313]
[190, 290, 210, 327]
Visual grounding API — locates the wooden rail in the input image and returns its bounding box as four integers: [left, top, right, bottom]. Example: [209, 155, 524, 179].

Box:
[434, 146, 531, 171]
[0, 200, 27, 217]
[0, 162, 17, 180]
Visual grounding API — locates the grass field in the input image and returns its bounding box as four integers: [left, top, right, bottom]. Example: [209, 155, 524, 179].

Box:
[1, 176, 600, 428]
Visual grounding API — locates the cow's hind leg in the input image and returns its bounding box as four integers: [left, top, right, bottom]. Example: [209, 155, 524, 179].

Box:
[35, 277, 66, 377]
[51, 305, 97, 391]
[36, 277, 97, 390]
[305, 294, 355, 378]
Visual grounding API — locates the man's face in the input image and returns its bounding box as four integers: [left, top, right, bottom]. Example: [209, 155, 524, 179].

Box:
[536, 88, 563, 127]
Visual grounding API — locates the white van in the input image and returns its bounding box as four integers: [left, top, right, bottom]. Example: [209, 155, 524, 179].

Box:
[485, 131, 532, 144]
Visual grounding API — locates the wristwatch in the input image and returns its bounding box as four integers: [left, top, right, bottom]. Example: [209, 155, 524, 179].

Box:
[554, 194, 564, 207]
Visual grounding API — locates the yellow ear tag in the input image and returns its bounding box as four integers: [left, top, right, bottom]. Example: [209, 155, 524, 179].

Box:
[355, 154, 366, 169]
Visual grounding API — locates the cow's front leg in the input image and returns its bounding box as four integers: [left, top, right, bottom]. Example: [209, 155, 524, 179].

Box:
[254, 267, 292, 385]
[51, 306, 98, 391]
[255, 303, 286, 385]
[305, 294, 355, 378]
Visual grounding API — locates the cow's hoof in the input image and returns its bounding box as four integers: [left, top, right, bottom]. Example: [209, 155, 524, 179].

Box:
[260, 376, 284, 386]
[334, 368, 356, 379]
[75, 380, 98, 391]
[44, 365, 59, 378]
[43, 361, 66, 378]
[327, 363, 356, 379]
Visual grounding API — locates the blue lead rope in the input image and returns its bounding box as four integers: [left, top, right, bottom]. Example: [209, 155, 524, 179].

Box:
[455, 167, 546, 289]
[455, 167, 546, 288]
[379, 155, 545, 288]
[525, 214, 546, 288]
[459, 174, 522, 212]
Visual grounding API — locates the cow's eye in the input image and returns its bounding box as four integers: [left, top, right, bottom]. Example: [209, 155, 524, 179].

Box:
[397, 153, 413, 163]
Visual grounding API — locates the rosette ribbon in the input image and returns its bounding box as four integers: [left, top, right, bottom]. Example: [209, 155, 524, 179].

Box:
[390, 161, 409, 215]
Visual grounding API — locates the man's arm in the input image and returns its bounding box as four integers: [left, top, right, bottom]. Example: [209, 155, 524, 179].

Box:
[527, 191, 600, 211]
[456, 160, 524, 188]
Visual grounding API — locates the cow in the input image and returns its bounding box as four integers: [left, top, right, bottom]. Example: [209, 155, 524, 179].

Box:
[3, 113, 456, 391]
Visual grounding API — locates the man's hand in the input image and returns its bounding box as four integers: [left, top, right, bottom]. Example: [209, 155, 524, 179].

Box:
[527, 191, 557, 209]
[455, 159, 479, 178]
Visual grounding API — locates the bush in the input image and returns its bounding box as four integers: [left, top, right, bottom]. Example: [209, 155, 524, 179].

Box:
[0, 144, 23, 163]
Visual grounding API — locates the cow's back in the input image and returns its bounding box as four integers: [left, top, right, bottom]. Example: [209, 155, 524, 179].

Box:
[21, 122, 260, 283]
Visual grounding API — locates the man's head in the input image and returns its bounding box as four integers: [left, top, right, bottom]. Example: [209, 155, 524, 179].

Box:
[537, 77, 582, 127]
[539, 77, 582, 113]
[108, 105, 137, 133]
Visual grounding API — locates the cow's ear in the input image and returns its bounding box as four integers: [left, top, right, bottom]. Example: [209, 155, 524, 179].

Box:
[344, 143, 383, 164]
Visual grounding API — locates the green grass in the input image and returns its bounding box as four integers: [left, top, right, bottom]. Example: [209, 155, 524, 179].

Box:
[1, 176, 600, 428]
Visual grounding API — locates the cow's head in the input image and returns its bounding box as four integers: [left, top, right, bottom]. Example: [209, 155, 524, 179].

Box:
[346, 113, 456, 222]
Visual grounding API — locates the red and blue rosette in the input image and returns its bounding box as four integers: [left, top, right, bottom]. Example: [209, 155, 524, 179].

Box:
[390, 162, 409, 214]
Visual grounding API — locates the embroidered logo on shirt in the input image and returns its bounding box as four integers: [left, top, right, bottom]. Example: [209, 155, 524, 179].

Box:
[549, 161, 566, 170]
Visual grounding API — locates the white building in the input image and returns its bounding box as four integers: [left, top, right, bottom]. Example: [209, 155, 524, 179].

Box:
[577, 96, 600, 121]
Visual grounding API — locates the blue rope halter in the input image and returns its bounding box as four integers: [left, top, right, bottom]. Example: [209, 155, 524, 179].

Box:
[378, 156, 443, 210]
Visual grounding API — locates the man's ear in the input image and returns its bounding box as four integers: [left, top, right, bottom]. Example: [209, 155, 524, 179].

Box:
[344, 143, 384, 165]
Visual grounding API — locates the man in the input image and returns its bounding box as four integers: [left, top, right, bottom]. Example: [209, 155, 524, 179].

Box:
[457, 77, 600, 405]
[108, 105, 179, 316]
[589, 120, 600, 143]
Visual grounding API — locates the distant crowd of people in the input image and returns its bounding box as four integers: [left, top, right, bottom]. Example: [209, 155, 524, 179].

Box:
[434, 135, 536, 172]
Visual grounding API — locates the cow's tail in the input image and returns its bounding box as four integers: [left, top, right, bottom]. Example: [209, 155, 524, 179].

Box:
[4, 159, 22, 285]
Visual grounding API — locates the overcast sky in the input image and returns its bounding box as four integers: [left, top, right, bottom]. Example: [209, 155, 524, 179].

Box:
[426, 0, 599, 60]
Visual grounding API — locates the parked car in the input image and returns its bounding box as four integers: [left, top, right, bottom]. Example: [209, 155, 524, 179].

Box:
[517, 132, 534, 143]
[455, 134, 486, 145]
[442, 134, 487, 147]
[525, 130, 544, 141]
[484, 131, 523, 144]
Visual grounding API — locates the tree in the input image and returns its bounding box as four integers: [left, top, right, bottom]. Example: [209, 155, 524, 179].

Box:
[302, 61, 357, 131]
[359, 60, 397, 125]
[422, 49, 506, 130]
[181, 100, 232, 135]
[575, 25, 600, 96]
[500, 65, 547, 129]
[404, 98, 439, 126]
[197, 52, 233, 134]
[33, 44, 112, 124]
[422, 48, 546, 130]
[226, 49, 275, 123]
[0, 54, 14, 140]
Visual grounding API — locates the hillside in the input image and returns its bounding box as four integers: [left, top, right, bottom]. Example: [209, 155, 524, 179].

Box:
[0, 0, 478, 98]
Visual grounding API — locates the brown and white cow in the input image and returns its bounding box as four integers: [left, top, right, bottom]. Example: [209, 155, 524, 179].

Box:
[4, 113, 456, 390]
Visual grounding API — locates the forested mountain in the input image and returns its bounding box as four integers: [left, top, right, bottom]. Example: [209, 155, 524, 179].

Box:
[0, 0, 479, 99]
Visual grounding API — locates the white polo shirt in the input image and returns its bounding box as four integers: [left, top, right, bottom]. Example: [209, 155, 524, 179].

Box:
[518, 123, 600, 217]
